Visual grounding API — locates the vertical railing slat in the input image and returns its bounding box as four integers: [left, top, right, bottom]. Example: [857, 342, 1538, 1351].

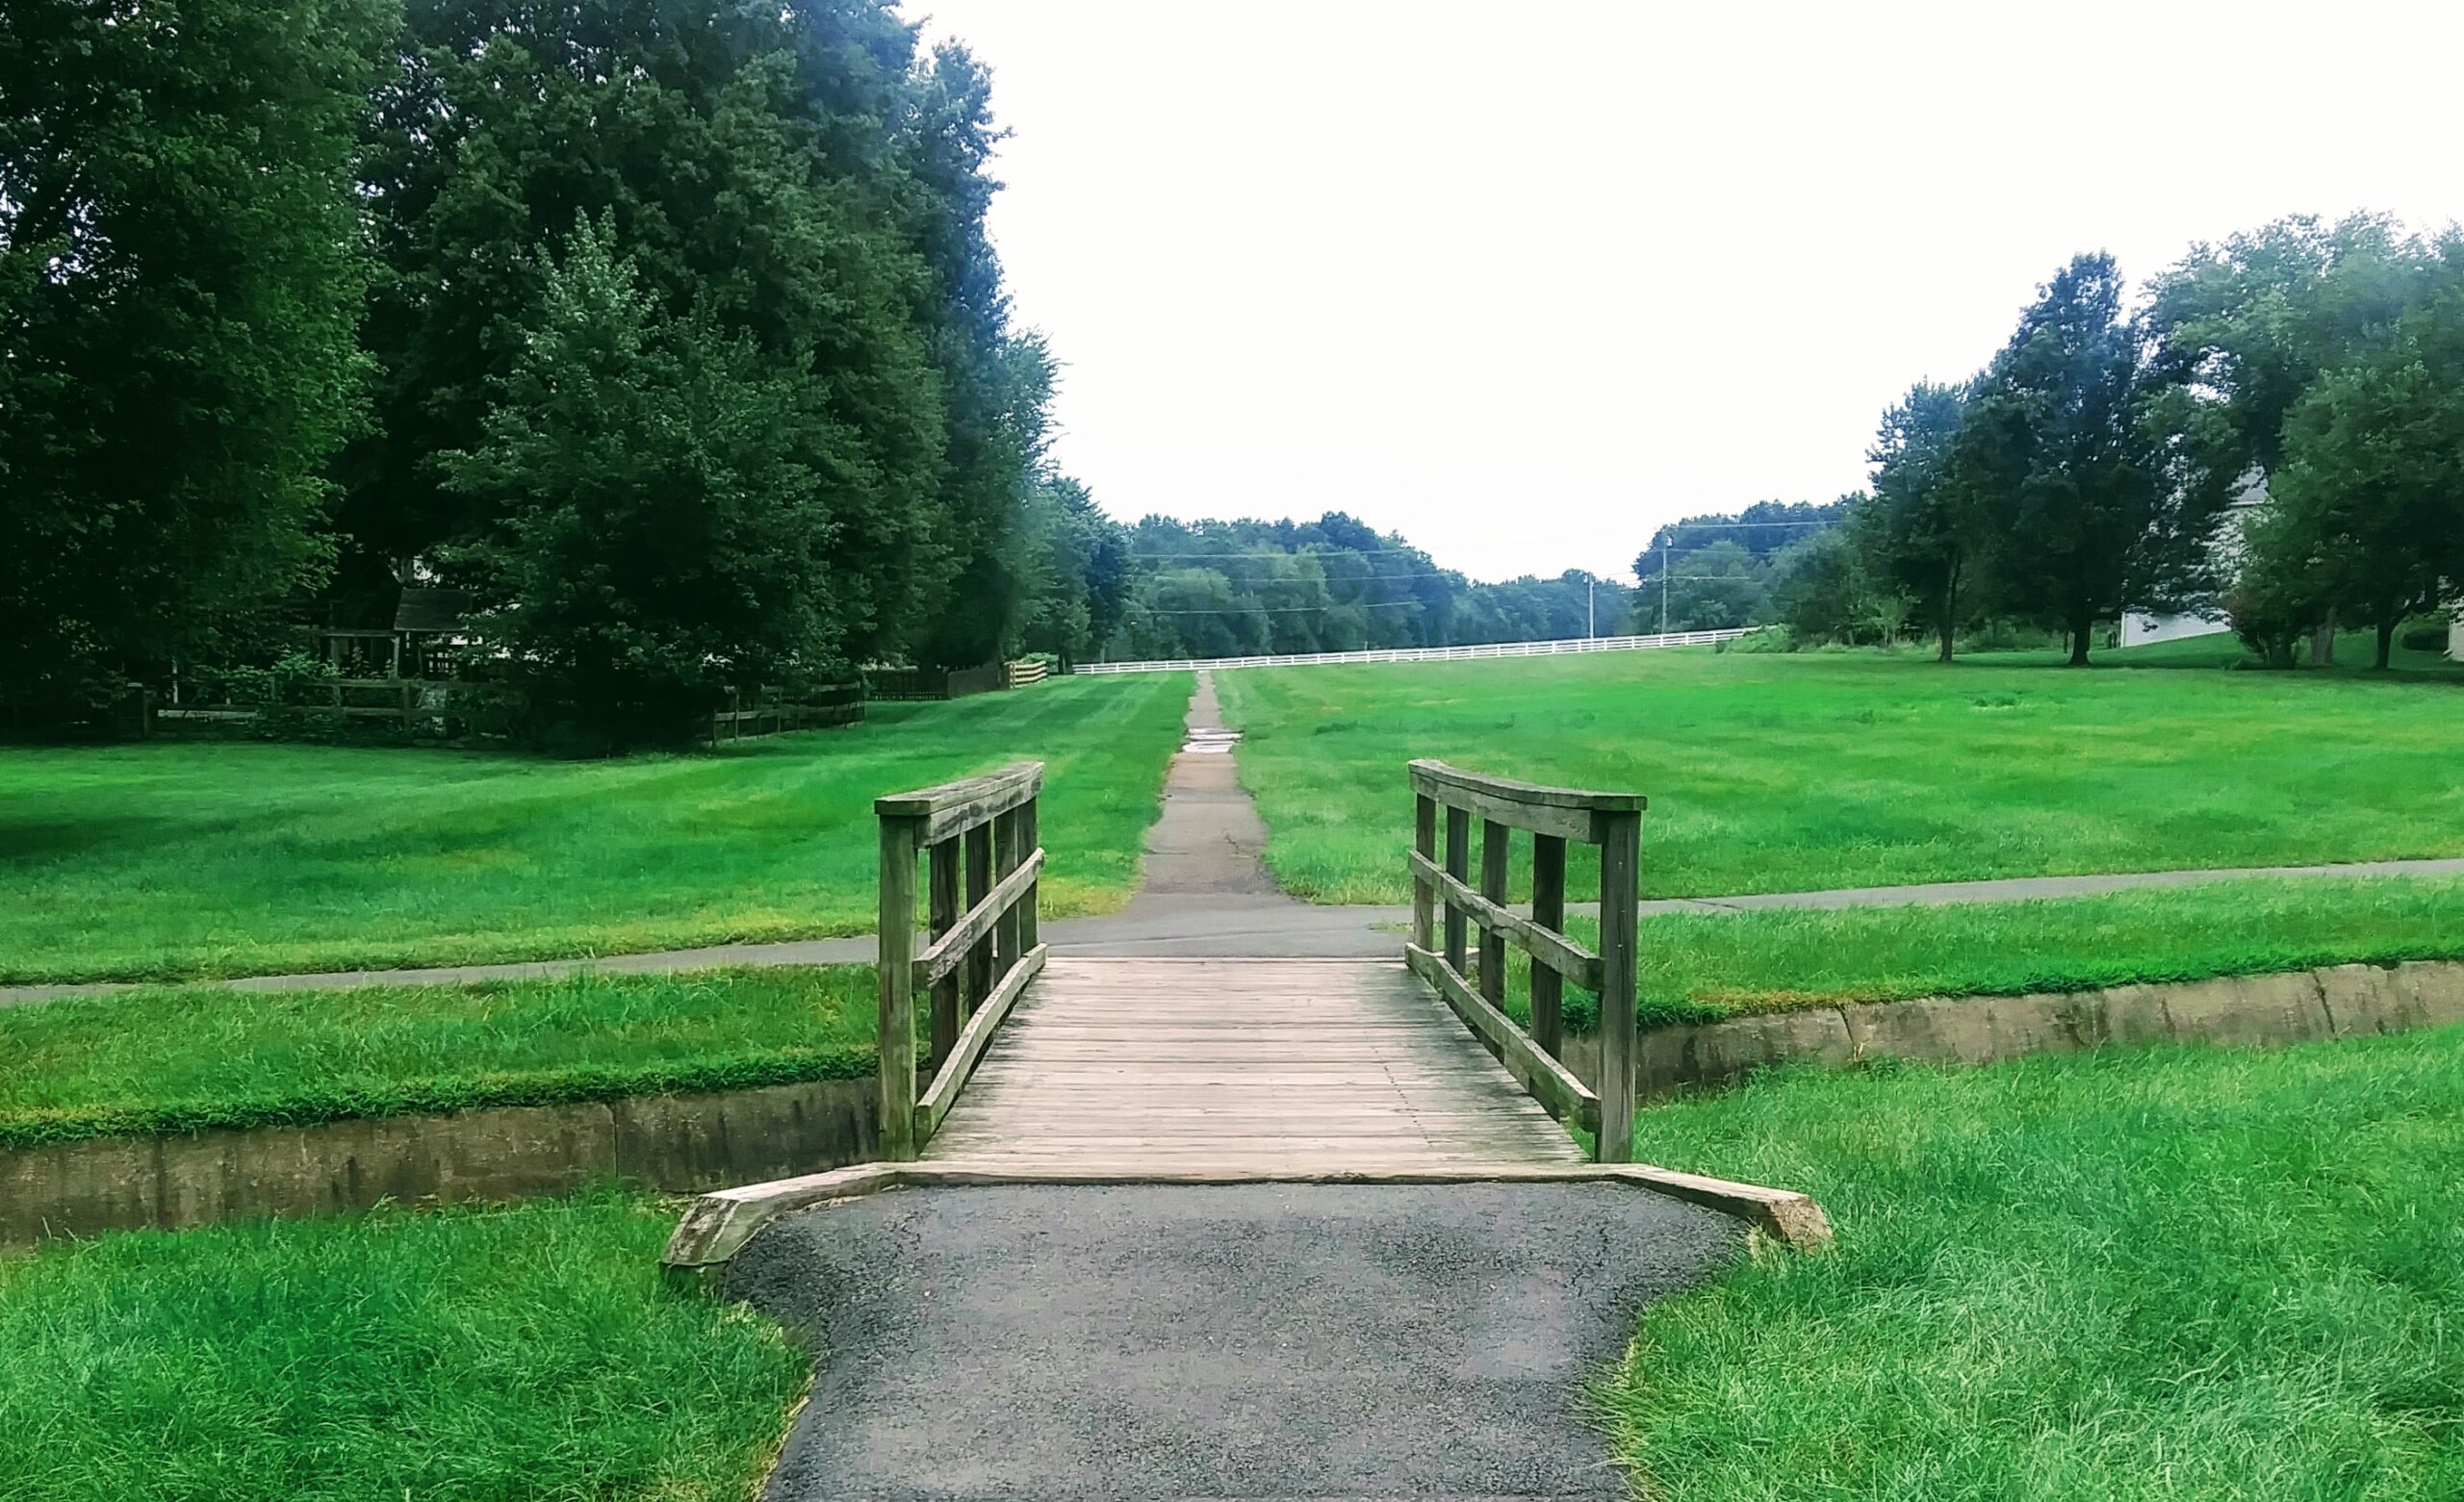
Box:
[1528, 832, 1567, 1058]
[1477, 819, 1510, 1006]
[1018, 792, 1040, 950]
[992, 807, 1022, 980]
[963, 822, 992, 1011]
[1442, 805, 1471, 978]
[1411, 792, 1437, 954]
[927, 835, 961, 1073]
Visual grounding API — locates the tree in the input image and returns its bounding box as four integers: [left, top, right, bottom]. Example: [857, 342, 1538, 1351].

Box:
[2145, 214, 2429, 483]
[0, 0, 388, 718]
[1859, 381, 1976, 660]
[349, 0, 964, 666]
[442, 221, 841, 750]
[2267, 240, 2464, 668]
[2221, 499, 2331, 669]
[1770, 511, 1892, 646]
[1957, 253, 2224, 665]
[1633, 540, 1771, 631]
[1016, 477, 1129, 667]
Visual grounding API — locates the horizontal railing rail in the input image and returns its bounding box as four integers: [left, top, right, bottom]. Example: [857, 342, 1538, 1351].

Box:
[1404, 758, 1645, 1162]
[877, 762, 1048, 1158]
[1075, 629, 1750, 675]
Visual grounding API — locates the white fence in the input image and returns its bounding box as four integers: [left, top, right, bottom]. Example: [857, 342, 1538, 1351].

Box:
[1073, 629, 1755, 675]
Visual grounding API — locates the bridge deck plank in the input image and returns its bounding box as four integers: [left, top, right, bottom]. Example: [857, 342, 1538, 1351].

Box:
[921, 957, 1584, 1171]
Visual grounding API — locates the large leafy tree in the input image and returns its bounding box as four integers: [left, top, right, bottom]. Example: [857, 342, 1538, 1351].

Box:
[2268, 238, 2464, 669]
[1957, 253, 2223, 665]
[348, 0, 965, 666]
[1858, 381, 1975, 661]
[2144, 214, 2428, 483]
[0, 0, 389, 716]
[444, 221, 838, 749]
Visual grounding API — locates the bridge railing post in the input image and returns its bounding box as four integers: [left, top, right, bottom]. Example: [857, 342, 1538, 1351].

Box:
[879, 762, 1049, 1156]
[1402, 760, 1648, 1164]
[878, 812, 923, 1161]
[1594, 810, 1640, 1163]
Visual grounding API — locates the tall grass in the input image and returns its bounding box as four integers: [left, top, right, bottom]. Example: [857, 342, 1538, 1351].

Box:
[0, 1191, 807, 1501]
[0, 672, 1190, 983]
[1608, 1025, 2464, 1499]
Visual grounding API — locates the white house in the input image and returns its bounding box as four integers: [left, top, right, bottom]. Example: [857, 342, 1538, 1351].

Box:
[2119, 472, 2270, 649]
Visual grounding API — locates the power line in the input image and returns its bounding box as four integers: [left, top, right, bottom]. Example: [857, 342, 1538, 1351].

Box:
[1137, 599, 1427, 617]
[1126, 547, 1429, 561]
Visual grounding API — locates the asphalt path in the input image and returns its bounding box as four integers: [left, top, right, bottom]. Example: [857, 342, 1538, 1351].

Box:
[728, 1183, 1739, 1501]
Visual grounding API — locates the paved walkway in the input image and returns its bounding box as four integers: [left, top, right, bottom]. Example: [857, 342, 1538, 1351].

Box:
[729, 1183, 1735, 1501]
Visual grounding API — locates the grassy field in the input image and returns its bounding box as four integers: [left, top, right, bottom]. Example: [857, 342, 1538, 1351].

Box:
[0, 1192, 804, 1501]
[0, 672, 1189, 984]
[1213, 647, 2464, 904]
[0, 967, 875, 1149]
[1515, 875, 2464, 1028]
[1611, 1024, 2464, 1500]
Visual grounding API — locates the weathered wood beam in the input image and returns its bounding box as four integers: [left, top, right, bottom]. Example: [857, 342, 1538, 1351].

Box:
[913, 849, 1045, 987]
[913, 944, 1048, 1144]
[1405, 944, 1600, 1136]
[875, 762, 1044, 845]
[1407, 851, 1603, 991]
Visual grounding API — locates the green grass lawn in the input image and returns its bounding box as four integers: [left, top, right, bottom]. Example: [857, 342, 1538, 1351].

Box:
[0, 967, 875, 1149]
[1213, 648, 2464, 904]
[1612, 1024, 2464, 1500]
[0, 672, 1189, 984]
[1504, 875, 2464, 1029]
[0, 1191, 804, 1501]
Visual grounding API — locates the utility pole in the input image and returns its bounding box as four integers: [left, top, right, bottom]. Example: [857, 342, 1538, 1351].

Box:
[1658, 543, 1669, 635]
[1586, 580, 1595, 638]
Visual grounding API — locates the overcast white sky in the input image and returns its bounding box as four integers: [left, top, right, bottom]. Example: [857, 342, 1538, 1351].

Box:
[903, 1, 2462, 583]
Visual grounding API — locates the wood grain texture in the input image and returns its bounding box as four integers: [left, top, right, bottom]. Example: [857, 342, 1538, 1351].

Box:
[921, 958, 1584, 1173]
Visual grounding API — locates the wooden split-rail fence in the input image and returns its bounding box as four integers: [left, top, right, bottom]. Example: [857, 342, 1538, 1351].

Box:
[868, 760, 1643, 1171]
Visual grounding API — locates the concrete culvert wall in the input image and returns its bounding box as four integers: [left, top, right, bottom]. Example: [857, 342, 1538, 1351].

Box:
[1553, 960, 2464, 1097]
[0, 1077, 878, 1247]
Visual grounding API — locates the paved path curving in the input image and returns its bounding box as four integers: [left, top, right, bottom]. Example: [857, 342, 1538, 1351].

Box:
[729, 1183, 1736, 1501]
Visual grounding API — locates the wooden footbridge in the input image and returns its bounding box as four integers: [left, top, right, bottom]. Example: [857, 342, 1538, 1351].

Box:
[873, 758, 1641, 1173]
[666, 756, 1831, 1267]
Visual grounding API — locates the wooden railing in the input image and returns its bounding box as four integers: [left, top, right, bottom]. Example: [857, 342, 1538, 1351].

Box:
[875, 761, 1048, 1158]
[1404, 759, 1643, 1162]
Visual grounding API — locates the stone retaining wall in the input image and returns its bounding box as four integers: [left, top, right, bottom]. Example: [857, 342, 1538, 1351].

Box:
[1, 1077, 877, 1246]
[1555, 960, 2464, 1097]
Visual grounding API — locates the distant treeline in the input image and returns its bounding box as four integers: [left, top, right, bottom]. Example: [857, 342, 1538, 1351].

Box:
[1018, 506, 1633, 665]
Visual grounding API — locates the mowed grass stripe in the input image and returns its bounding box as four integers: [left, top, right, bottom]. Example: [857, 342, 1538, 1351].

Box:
[1214, 647, 2464, 904]
[0, 967, 875, 1150]
[0, 672, 1191, 984]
